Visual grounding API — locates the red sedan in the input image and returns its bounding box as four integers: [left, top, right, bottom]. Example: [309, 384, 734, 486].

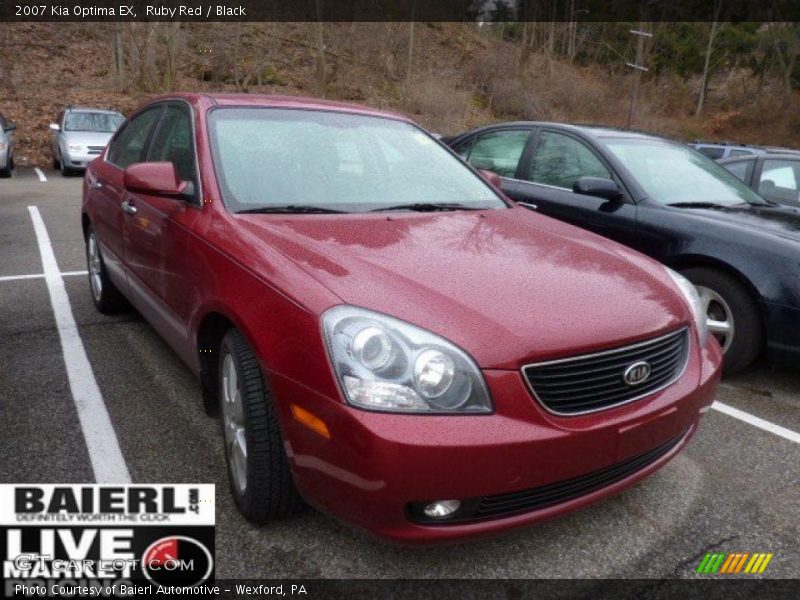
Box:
[81, 94, 722, 544]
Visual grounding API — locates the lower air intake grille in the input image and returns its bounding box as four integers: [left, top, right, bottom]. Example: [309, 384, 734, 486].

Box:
[473, 430, 686, 520]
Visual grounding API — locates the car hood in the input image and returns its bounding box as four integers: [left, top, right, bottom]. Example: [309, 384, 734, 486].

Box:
[675, 204, 800, 243]
[236, 208, 689, 369]
[62, 131, 114, 147]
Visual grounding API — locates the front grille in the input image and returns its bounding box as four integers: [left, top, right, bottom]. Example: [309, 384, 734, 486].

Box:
[87, 146, 104, 154]
[523, 328, 689, 415]
[473, 430, 686, 520]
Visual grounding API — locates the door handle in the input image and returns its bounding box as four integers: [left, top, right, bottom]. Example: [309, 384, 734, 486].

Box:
[91, 180, 103, 189]
[518, 201, 538, 211]
[121, 200, 138, 215]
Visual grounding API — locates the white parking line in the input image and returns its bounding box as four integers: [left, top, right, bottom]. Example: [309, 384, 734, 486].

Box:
[33, 167, 47, 182]
[0, 273, 45, 282]
[0, 270, 87, 283]
[712, 401, 800, 445]
[28, 206, 131, 483]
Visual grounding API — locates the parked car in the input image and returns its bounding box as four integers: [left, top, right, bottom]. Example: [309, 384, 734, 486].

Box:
[688, 141, 766, 160]
[719, 153, 800, 208]
[50, 107, 125, 176]
[446, 122, 800, 373]
[0, 113, 16, 177]
[688, 140, 800, 161]
[82, 94, 720, 543]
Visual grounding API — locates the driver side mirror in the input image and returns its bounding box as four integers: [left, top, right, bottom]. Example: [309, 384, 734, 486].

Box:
[478, 169, 503, 189]
[573, 176, 623, 202]
[4, 123, 16, 132]
[124, 162, 194, 200]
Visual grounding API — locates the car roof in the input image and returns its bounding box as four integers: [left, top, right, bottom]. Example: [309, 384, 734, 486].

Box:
[718, 155, 759, 164]
[148, 93, 410, 122]
[720, 153, 800, 163]
[65, 107, 123, 114]
[450, 121, 669, 143]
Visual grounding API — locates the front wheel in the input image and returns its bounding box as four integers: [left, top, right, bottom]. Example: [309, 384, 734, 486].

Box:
[219, 329, 303, 523]
[681, 267, 763, 374]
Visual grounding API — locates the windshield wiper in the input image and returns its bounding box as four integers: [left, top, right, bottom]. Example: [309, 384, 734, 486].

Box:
[371, 202, 489, 213]
[666, 201, 731, 209]
[237, 205, 346, 214]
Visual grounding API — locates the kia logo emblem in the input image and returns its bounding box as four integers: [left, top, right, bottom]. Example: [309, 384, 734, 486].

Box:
[623, 361, 651, 386]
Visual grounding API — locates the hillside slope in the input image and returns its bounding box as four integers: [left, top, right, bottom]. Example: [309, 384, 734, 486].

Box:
[1, 22, 799, 166]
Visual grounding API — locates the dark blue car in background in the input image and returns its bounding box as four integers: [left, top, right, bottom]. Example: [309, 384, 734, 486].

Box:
[445, 122, 800, 374]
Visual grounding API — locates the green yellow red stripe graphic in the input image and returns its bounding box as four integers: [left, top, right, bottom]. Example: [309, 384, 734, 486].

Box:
[696, 552, 773, 574]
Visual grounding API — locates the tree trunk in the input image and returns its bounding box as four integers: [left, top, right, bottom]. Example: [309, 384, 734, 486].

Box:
[112, 25, 124, 90]
[315, 0, 326, 97]
[783, 52, 796, 107]
[162, 22, 181, 91]
[696, 4, 722, 116]
[406, 2, 415, 84]
[627, 23, 647, 128]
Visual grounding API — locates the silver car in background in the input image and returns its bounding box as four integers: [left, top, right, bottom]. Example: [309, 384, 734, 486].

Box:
[50, 107, 124, 176]
[0, 113, 16, 178]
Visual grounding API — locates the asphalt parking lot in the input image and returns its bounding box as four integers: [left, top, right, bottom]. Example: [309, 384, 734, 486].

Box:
[1, 167, 799, 580]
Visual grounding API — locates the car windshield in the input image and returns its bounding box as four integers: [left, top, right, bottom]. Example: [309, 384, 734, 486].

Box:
[207, 108, 506, 213]
[605, 139, 767, 206]
[65, 112, 124, 133]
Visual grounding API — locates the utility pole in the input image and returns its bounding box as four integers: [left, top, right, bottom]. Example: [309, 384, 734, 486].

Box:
[626, 26, 652, 128]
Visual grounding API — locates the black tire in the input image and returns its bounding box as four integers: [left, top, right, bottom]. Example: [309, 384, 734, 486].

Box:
[681, 267, 763, 374]
[53, 154, 60, 170]
[0, 153, 10, 178]
[85, 225, 128, 314]
[219, 329, 303, 523]
[61, 160, 72, 177]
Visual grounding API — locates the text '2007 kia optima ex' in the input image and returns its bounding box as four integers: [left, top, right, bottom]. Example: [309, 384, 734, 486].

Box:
[81, 94, 721, 544]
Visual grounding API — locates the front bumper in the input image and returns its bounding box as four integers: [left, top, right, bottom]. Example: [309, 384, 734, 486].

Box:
[764, 301, 800, 365]
[63, 149, 103, 169]
[272, 334, 721, 544]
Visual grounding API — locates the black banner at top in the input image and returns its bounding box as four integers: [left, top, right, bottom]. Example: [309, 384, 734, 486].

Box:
[3, 0, 800, 23]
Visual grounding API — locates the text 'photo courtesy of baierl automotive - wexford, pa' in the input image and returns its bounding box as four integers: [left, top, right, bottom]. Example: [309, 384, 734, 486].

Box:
[1, 1, 800, 599]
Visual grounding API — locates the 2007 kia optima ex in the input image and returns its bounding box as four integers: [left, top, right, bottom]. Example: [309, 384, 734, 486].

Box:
[81, 94, 722, 544]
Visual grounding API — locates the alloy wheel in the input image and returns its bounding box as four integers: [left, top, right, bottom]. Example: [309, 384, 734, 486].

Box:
[88, 233, 103, 301]
[221, 353, 247, 494]
[696, 285, 734, 353]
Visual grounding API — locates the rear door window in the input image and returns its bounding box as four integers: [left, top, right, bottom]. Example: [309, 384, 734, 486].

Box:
[758, 159, 800, 204]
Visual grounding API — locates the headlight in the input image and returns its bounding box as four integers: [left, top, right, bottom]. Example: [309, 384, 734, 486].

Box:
[67, 144, 84, 153]
[664, 267, 708, 345]
[322, 305, 492, 414]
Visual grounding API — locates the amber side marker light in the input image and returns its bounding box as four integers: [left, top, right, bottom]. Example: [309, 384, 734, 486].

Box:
[291, 404, 331, 439]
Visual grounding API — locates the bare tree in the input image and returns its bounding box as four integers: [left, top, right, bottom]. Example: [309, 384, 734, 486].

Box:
[696, 1, 725, 116]
[406, 1, 416, 85]
[314, 0, 326, 97]
[770, 23, 800, 107]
